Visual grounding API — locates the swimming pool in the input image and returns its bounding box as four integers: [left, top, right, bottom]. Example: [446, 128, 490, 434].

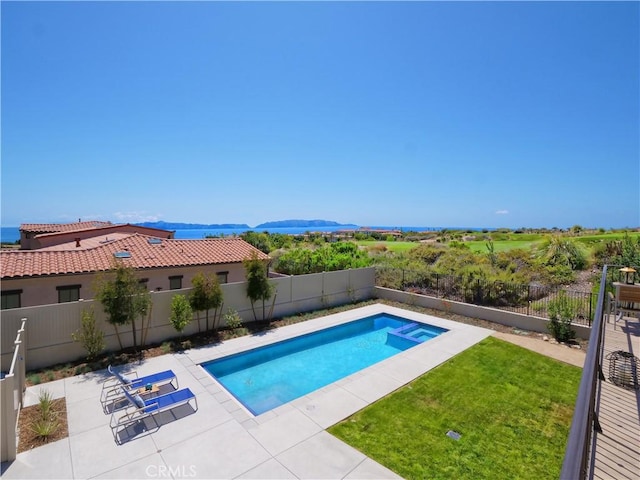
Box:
[201, 313, 447, 415]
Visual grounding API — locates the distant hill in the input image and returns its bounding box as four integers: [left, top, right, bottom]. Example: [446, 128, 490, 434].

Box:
[135, 221, 250, 230]
[255, 219, 358, 228]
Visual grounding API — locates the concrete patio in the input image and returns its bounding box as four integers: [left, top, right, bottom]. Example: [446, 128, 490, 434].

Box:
[1, 304, 492, 479]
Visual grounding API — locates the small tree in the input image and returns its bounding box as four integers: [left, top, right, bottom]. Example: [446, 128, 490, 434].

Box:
[547, 291, 577, 343]
[71, 308, 105, 361]
[189, 272, 224, 332]
[170, 294, 193, 336]
[244, 251, 275, 322]
[94, 261, 151, 351]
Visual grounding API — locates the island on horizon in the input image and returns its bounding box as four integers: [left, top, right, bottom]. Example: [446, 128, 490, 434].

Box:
[254, 219, 358, 229]
[135, 219, 358, 230]
[135, 221, 251, 230]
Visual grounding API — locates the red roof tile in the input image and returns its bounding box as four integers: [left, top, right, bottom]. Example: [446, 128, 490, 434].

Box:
[20, 221, 114, 234]
[1, 234, 269, 279]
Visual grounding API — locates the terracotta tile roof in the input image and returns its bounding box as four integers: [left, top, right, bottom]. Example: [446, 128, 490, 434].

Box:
[20, 221, 114, 234]
[38, 233, 134, 251]
[1, 234, 269, 279]
[31, 224, 174, 241]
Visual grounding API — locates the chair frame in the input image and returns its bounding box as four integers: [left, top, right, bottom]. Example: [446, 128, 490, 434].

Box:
[100, 366, 178, 407]
[110, 385, 198, 440]
[612, 283, 640, 330]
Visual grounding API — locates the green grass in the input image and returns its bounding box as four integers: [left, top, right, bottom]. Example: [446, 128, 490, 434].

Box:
[573, 231, 640, 247]
[356, 231, 640, 256]
[465, 240, 542, 253]
[356, 240, 418, 253]
[328, 337, 581, 480]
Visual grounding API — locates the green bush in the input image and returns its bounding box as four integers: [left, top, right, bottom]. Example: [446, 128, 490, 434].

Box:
[170, 294, 193, 334]
[547, 291, 577, 342]
[38, 389, 55, 419]
[31, 389, 60, 439]
[223, 308, 243, 330]
[31, 418, 60, 439]
[71, 308, 105, 361]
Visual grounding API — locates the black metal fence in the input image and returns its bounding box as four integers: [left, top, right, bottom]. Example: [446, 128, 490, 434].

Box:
[375, 267, 595, 326]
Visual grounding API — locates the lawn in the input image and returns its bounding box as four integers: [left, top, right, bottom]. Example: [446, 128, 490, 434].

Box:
[328, 337, 581, 480]
[357, 240, 418, 253]
[465, 239, 541, 253]
[573, 231, 640, 248]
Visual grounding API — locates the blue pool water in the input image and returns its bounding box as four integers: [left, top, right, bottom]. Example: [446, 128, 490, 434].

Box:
[201, 313, 447, 415]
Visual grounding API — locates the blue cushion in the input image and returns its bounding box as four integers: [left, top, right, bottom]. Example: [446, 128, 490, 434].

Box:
[132, 394, 145, 409]
[109, 365, 132, 385]
[115, 370, 132, 385]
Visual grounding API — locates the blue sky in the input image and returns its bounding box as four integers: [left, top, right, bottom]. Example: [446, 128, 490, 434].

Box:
[2, 1, 638, 229]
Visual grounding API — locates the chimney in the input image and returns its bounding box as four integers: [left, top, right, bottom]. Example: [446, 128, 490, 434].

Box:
[75, 238, 81, 248]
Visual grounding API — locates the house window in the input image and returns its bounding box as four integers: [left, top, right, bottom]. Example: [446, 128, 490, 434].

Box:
[1, 290, 22, 310]
[217, 271, 229, 284]
[169, 275, 183, 290]
[57, 285, 81, 303]
[138, 278, 149, 288]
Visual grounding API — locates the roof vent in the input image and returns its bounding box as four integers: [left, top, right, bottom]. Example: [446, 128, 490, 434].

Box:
[114, 251, 131, 259]
[148, 238, 162, 245]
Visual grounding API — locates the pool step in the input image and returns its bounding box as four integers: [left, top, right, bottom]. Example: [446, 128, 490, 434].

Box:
[386, 322, 445, 350]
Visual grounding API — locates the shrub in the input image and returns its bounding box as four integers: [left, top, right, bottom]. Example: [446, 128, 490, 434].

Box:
[547, 291, 577, 342]
[38, 389, 55, 419]
[31, 419, 60, 439]
[31, 389, 60, 439]
[189, 273, 223, 331]
[28, 374, 42, 385]
[223, 308, 243, 330]
[74, 365, 91, 375]
[170, 294, 193, 334]
[244, 251, 275, 321]
[71, 308, 105, 361]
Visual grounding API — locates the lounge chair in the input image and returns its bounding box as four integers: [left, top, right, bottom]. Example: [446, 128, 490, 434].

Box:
[110, 385, 198, 439]
[101, 365, 178, 406]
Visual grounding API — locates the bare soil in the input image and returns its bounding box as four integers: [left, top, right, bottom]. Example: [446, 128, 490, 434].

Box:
[17, 398, 68, 454]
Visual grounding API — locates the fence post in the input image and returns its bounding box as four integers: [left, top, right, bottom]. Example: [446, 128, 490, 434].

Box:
[527, 285, 531, 316]
[436, 274, 439, 297]
[588, 292, 593, 327]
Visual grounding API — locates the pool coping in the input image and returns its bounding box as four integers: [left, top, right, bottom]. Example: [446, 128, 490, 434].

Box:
[187, 303, 494, 427]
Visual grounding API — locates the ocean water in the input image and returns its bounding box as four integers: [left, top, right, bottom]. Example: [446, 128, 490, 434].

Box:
[0, 225, 490, 244]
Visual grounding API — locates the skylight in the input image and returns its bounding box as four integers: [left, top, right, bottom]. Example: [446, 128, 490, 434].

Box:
[113, 251, 131, 259]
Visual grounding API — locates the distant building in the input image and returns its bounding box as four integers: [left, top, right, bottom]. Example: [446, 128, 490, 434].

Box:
[18, 221, 175, 250]
[1, 221, 269, 309]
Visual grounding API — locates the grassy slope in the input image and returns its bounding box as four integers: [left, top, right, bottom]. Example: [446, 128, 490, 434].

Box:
[359, 231, 640, 256]
[465, 240, 541, 253]
[328, 337, 581, 480]
[356, 240, 418, 253]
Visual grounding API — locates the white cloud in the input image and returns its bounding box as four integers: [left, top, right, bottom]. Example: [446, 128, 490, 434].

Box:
[112, 211, 162, 223]
[495, 210, 509, 215]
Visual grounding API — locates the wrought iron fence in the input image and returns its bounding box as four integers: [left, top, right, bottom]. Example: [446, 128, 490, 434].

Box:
[375, 267, 595, 326]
